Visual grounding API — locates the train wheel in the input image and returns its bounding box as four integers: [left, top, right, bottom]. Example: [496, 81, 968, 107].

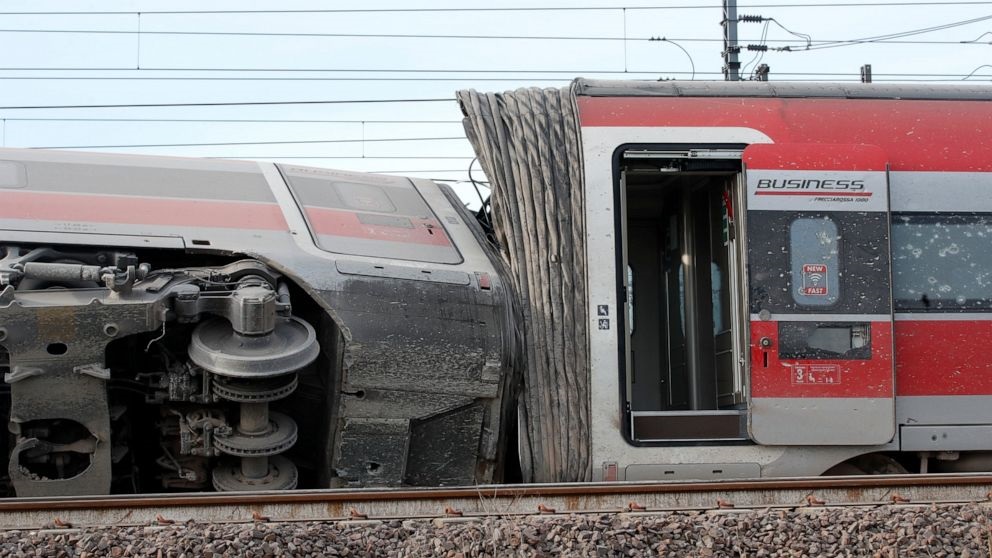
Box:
[824, 454, 908, 476]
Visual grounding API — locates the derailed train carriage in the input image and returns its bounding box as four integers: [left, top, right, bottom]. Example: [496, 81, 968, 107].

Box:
[0, 153, 517, 496]
[3, 80, 992, 496]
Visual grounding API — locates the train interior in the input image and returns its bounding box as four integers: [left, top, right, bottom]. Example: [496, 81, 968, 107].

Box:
[619, 149, 749, 443]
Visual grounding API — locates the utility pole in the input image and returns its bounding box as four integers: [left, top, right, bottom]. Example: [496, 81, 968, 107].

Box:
[722, 0, 741, 81]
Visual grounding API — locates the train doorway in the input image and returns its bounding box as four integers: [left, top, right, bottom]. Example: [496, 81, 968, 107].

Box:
[618, 147, 749, 443]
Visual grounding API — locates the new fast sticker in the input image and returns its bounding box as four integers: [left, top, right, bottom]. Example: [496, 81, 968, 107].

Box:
[800, 264, 828, 296]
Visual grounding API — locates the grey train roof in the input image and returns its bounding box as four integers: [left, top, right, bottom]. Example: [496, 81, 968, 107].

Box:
[573, 78, 992, 102]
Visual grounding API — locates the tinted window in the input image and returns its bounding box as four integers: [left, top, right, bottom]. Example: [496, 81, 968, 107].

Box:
[778, 321, 871, 360]
[278, 164, 463, 264]
[789, 217, 840, 307]
[892, 214, 992, 311]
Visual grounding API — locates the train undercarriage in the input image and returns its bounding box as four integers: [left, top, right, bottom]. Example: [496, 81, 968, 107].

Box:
[0, 245, 335, 496]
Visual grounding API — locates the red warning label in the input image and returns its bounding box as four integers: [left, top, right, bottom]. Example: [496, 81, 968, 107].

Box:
[800, 263, 828, 296]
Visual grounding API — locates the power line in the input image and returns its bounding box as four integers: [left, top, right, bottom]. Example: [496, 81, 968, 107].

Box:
[0, 71, 989, 97]
[796, 14, 992, 51]
[28, 136, 467, 150]
[0, 2, 989, 14]
[0, 71, 986, 93]
[649, 38, 696, 79]
[0, 67, 686, 73]
[207, 156, 474, 160]
[0, 71, 987, 81]
[0, 6, 675, 14]
[0, 76, 580, 82]
[963, 31, 992, 42]
[0, 28, 987, 45]
[963, 64, 992, 79]
[0, 29, 645, 41]
[1, 69, 988, 81]
[742, 21, 772, 75]
[0, 98, 454, 110]
[366, 169, 477, 174]
[763, 18, 812, 50]
[0, 118, 462, 123]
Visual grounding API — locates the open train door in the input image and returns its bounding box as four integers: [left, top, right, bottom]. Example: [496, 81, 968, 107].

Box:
[744, 144, 895, 446]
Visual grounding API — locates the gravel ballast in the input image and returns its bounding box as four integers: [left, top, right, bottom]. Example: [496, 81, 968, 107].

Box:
[2, 503, 992, 557]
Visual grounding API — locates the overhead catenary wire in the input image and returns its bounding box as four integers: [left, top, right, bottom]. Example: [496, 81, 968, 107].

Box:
[1, 69, 989, 80]
[0, 15, 986, 79]
[0, 76, 583, 82]
[0, 70, 987, 120]
[0, 67, 713, 73]
[742, 21, 772, 75]
[206, 156, 474, 159]
[27, 136, 467, 150]
[1, 6, 986, 201]
[736, 13, 987, 56]
[0, 118, 463, 123]
[648, 38, 696, 79]
[792, 13, 992, 51]
[963, 64, 992, 79]
[0, 7, 987, 159]
[0, 98, 454, 110]
[0, 29, 735, 41]
[766, 18, 813, 49]
[962, 31, 992, 42]
[0, 28, 988, 46]
[367, 169, 482, 174]
[1, 72, 991, 83]
[0, 2, 990, 14]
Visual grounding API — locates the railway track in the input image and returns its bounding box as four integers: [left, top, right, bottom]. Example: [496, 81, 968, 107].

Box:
[2, 474, 992, 530]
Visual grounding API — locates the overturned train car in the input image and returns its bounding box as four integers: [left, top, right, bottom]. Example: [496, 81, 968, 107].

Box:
[5, 80, 992, 497]
[0, 150, 517, 496]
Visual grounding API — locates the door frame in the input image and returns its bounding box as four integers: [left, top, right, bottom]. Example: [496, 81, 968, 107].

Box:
[613, 143, 749, 445]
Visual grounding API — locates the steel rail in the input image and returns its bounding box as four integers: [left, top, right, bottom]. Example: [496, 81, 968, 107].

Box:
[1, 474, 991, 530]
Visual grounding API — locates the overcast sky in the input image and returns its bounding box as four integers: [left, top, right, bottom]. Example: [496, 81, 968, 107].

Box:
[0, 0, 990, 197]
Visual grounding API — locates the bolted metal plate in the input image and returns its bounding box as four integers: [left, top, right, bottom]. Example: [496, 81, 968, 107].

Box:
[211, 455, 298, 492]
[189, 316, 319, 378]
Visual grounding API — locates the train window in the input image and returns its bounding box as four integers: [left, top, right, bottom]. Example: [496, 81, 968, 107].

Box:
[335, 182, 397, 213]
[278, 164, 463, 264]
[0, 161, 26, 188]
[789, 217, 840, 307]
[892, 214, 992, 311]
[778, 322, 871, 360]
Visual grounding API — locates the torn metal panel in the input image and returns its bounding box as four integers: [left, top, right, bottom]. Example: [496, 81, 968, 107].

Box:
[457, 86, 591, 483]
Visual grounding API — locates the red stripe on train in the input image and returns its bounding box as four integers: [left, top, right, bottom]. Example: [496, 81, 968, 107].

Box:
[744, 143, 888, 172]
[754, 191, 874, 197]
[749, 319, 992, 397]
[750, 320, 894, 398]
[896, 320, 992, 396]
[577, 96, 992, 172]
[0, 190, 288, 231]
[305, 206, 453, 246]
